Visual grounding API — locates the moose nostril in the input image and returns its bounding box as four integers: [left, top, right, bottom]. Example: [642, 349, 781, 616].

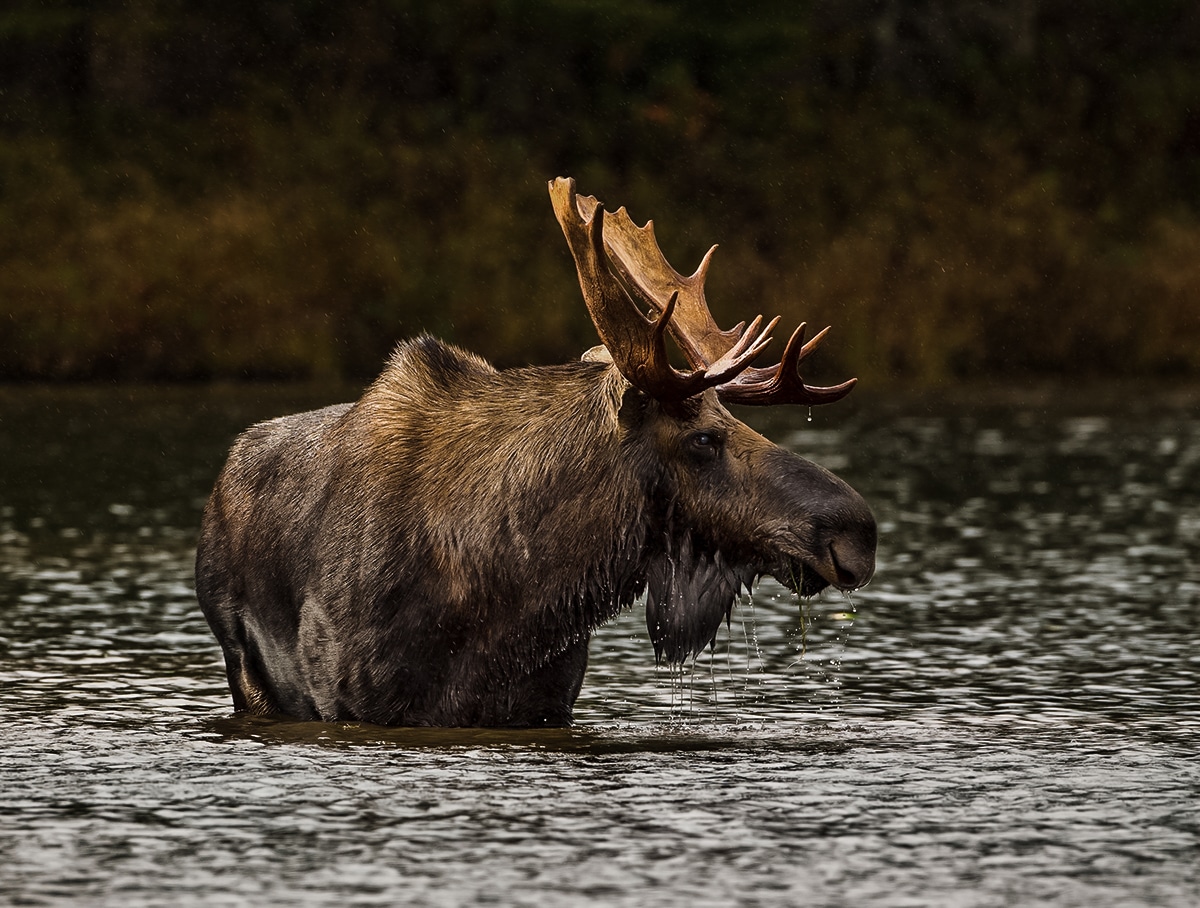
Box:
[829, 539, 875, 590]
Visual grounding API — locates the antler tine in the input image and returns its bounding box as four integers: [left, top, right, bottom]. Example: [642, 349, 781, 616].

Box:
[704, 314, 779, 384]
[718, 321, 858, 407]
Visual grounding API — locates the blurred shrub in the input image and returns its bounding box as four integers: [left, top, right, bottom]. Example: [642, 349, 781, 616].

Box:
[2, 0, 1199, 384]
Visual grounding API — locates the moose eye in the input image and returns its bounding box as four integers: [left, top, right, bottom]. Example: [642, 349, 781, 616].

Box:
[688, 431, 722, 455]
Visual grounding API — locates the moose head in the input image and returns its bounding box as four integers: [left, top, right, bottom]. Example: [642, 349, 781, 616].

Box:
[548, 177, 875, 662]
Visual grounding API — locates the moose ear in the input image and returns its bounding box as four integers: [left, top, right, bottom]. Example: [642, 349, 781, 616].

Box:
[581, 345, 613, 364]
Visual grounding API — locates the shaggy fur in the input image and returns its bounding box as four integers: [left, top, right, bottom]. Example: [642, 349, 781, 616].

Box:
[196, 335, 875, 726]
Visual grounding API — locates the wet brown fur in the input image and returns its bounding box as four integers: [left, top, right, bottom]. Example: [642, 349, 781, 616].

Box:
[196, 335, 875, 726]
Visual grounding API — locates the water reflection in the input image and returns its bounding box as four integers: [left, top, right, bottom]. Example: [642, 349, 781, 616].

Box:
[1, 384, 1198, 906]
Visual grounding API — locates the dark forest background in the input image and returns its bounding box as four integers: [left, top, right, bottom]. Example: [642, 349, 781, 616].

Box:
[2, 0, 1199, 385]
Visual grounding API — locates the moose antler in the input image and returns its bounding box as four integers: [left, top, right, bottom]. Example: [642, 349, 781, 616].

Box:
[550, 177, 772, 401]
[549, 177, 856, 406]
[565, 189, 743, 372]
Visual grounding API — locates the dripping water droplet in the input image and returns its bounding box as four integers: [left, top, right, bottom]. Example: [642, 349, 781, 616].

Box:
[806, 407, 813, 423]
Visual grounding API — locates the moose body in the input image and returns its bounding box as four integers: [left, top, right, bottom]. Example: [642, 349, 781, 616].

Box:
[196, 179, 876, 727]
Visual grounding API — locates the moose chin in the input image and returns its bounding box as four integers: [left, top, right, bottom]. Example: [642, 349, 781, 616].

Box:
[195, 177, 877, 728]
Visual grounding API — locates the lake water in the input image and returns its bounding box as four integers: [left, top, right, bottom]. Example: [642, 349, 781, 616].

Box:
[1, 383, 1198, 907]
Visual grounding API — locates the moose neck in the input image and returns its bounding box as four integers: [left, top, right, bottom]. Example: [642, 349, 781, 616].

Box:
[358, 347, 659, 662]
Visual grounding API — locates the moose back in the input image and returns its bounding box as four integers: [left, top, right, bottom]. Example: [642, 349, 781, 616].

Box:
[195, 178, 876, 727]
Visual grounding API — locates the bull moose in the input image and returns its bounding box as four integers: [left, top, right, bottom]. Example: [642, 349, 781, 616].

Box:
[195, 177, 876, 727]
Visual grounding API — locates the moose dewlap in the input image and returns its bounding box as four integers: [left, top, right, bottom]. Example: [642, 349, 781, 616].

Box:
[195, 177, 877, 727]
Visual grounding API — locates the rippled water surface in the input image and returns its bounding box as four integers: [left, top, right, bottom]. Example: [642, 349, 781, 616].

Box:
[2, 384, 1198, 907]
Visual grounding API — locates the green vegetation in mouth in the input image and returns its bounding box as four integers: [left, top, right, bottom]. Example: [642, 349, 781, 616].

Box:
[790, 563, 811, 660]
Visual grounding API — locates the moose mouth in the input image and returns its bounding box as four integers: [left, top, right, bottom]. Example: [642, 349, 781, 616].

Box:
[770, 540, 874, 598]
[771, 556, 834, 598]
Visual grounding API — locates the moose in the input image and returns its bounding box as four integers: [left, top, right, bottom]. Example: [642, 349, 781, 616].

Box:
[195, 177, 876, 727]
